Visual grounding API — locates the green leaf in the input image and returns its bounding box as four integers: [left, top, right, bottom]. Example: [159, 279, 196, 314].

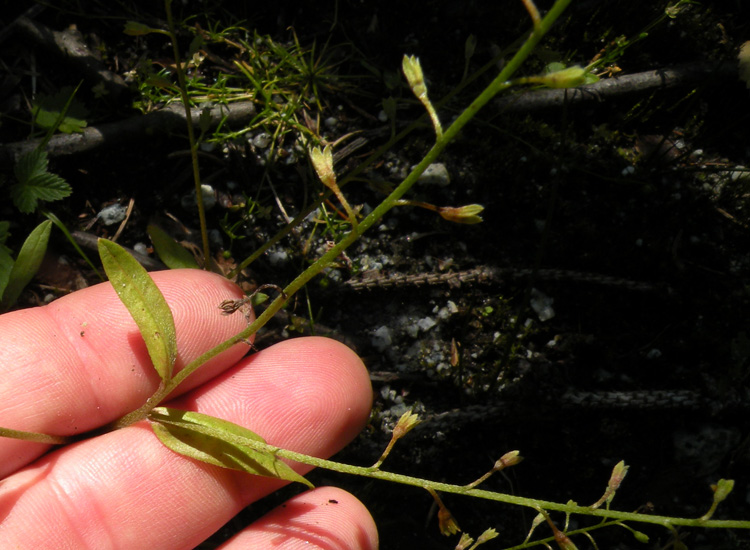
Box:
[149, 407, 313, 489]
[0, 221, 10, 247]
[98, 239, 177, 382]
[43, 211, 103, 281]
[31, 87, 88, 134]
[123, 20, 169, 37]
[0, 247, 13, 302]
[1, 220, 52, 310]
[11, 150, 72, 214]
[147, 224, 200, 270]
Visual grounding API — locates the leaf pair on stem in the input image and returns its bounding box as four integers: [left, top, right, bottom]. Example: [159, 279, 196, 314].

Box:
[98, 238, 313, 488]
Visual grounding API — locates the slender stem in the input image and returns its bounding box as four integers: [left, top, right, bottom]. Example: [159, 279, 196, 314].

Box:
[265, 446, 747, 529]
[114, 0, 573, 428]
[150, 414, 749, 532]
[165, 0, 211, 265]
[0, 427, 70, 445]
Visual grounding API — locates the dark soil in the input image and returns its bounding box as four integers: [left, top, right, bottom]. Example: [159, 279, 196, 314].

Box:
[3, 1, 750, 549]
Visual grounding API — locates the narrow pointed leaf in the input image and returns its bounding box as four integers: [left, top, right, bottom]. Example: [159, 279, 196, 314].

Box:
[0, 248, 14, 303]
[149, 407, 313, 489]
[98, 239, 177, 381]
[1, 220, 52, 310]
[147, 224, 199, 269]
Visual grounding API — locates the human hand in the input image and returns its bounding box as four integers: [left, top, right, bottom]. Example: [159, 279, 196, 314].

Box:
[0, 269, 378, 549]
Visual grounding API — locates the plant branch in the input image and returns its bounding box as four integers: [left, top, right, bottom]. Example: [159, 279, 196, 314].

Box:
[0, 427, 70, 445]
[112, 0, 576, 430]
[0, 102, 257, 169]
[148, 413, 750, 532]
[164, 0, 211, 265]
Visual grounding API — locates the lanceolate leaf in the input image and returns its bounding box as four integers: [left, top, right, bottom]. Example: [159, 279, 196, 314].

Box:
[0, 247, 14, 305]
[98, 239, 177, 381]
[147, 224, 200, 270]
[149, 407, 313, 489]
[1, 220, 52, 311]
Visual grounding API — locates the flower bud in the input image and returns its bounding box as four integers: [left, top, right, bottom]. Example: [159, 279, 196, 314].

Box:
[701, 478, 735, 521]
[540, 66, 587, 89]
[475, 528, 499, 544]
[402, 55, 427, 99]
[495, 450, 523, 470]
[438, 204, 485, 224]
[309, 145, 336, 188]
[393, 409, 421, 439]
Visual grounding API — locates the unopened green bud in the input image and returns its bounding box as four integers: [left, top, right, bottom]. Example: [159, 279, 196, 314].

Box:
[701, 478, 735, 520]
[455, 533, 474, 550]
[495, 450, 523, 470]
[402, 54, 443, 138]
[475, 528, 499, 544]
[554, 533, 579, 550]
[438, 204, 485, 224]
[541, 66, 587, 89]
[309, 145, 336, 188]
[402, 54, 427, 99]
[713, 478, 735, 501]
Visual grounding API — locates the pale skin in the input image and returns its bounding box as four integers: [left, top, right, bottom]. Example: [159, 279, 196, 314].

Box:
[0, 269, 378, 549]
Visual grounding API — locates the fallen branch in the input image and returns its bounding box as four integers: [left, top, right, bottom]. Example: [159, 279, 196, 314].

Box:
[0, 102, 257, 168]
[0, 62, 733, 168]
[494, 60, 736, 113]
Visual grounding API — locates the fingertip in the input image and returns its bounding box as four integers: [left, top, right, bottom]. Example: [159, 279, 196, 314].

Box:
[219, 486, 378, 550]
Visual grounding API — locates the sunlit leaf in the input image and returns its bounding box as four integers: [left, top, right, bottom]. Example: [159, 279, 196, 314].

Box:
[149, 407, 313, 489]
[98, 239, 177, 381]
[1, 220, 52, 310]
[31, 87, 88, 134]
[147, 224, 199, 270]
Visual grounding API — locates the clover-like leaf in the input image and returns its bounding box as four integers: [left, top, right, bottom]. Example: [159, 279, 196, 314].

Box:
[149, 407, 313, 489]
[147, 224, 199, 270]
[1, 219, 52, 311]
[11, 150, 72, 214]
[98, 239, 177, 382]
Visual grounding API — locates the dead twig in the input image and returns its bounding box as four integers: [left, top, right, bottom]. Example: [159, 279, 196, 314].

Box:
[495, 61, 736, 113]
[0, 101, 256, 168]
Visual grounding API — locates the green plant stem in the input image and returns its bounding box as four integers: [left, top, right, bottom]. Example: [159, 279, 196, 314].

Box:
[0, 427, 70, 445]
[42, 210, 103, 280]
[165, 0, 211, 266]
[265, 448, 747, 530]
[145, 413, 750, 532]
[111, 0, 574, 431]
